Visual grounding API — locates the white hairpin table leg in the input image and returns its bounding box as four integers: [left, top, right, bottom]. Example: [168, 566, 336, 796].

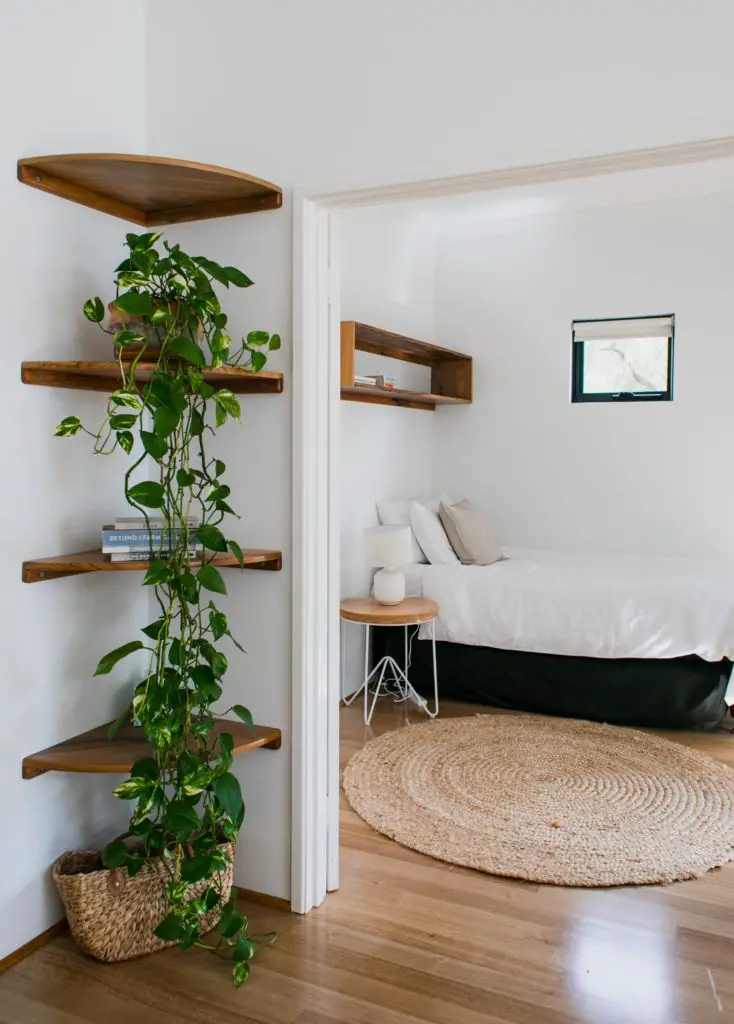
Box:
[426, 618, 439, 718]
[364, 622, 370, 722]
[366, 652, 391, 726]
[342, 621, 370, 709]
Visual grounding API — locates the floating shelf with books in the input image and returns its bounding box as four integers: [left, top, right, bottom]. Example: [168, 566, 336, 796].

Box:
[21, 361, 283, 396]
[340, 321, 473, 412]
[23, 719, 282, 780]
[22, 548, 282, 583]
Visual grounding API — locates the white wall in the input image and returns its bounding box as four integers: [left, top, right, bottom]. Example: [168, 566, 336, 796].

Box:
[144, 0, 734, 902]
[339, 206, 437, 693]
[0, 0, 148, 958]
[147, 0, 734, 190]
[434, 189, 734, 558]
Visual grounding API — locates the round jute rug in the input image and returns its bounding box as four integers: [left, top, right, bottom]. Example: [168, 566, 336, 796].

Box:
[342, 714, 734, 886]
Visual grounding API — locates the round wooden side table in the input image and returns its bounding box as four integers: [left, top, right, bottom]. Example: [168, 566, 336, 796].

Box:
[340, 597, 439, 725]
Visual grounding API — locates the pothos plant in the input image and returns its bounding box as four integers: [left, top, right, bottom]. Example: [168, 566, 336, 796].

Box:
[55, 231, 280, 987]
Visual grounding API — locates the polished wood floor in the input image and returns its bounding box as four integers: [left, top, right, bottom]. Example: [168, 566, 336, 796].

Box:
[3, 700, 734, 1023]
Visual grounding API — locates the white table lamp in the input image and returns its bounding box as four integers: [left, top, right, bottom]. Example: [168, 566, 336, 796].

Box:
[365, 525, 413, 605]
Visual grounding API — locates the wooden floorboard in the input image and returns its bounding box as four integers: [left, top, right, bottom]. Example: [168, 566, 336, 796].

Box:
[3, 700, 734, 1022]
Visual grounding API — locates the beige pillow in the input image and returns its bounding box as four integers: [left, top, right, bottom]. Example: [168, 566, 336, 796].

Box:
[439, 499, 504, 565]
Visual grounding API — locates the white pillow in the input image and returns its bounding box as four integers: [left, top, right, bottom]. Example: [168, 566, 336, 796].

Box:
[409, 500, 460, 565]
[439, 498, 504, 565]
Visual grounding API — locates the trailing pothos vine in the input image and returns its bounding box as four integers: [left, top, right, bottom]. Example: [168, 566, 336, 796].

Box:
[55, 231, 280, 987]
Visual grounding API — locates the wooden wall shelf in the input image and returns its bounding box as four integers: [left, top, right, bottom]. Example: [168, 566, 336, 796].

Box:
[341, 384, 470, 412]
[23, 549, 282, 583]
[23, 720, 282, 779]
[18, 154, 282, 226]
[340, 322, 473, 411]
[21, 361, 283, 396]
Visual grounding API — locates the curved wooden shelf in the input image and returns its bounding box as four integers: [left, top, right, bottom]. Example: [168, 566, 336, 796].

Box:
[23, 549, 282, 583]
[18, 153, 282, 226]
[23, 719, 282, 780]
[21, 361, 283, 396]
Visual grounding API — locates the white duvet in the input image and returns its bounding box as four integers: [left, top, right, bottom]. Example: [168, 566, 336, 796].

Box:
[410, 548, 734, 662]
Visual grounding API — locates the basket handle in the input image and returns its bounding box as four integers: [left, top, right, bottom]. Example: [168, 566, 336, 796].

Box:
[103, 834, 196, 896]
[107, 868, 126, 895]
[104, 834, 132, 896]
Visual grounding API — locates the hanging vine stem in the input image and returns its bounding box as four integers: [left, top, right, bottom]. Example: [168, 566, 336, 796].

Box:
[54, 231, 281, 988]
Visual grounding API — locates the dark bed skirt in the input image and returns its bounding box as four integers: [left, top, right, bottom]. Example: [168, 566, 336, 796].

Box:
[372, 629, 731, 730]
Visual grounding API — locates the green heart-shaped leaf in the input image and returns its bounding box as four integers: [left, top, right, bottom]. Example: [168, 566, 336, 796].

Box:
[116, 430, 134, 455]
[101, 840, 128, 868]
[212, 772, 244, 824]
[127, 481, 165, 508]
[231, 704, 254, 734]
[54, 416, 82, 437]
[169, 336, 205, 366]
[154, 405, 180, 438]
[197, 524, 227, 552]
[143, 560, 173, 586]
[83, 297, 105, 323]
[197, 564, 227, 595]
[223, 266, 253, 288]
[94, 640, 144, 676]
[140, 430, 168, 460]
[114, 290, 153, 317]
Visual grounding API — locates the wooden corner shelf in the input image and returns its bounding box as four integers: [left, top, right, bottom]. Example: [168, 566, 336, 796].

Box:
[23, 549, 282, 583]
[21, 361, 283, 396]
[340, 321, 473, 411]
[23, 719, 281, 780]
[18, 154, 282, 227]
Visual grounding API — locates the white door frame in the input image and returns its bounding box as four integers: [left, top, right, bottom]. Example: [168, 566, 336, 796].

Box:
[290, 134, 734, 914]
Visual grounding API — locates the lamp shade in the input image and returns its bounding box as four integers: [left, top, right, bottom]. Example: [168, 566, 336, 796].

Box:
[364, 525, 413, 568]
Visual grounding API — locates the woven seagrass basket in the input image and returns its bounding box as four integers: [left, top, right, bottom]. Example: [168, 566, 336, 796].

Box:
[52, 841, 234, 962]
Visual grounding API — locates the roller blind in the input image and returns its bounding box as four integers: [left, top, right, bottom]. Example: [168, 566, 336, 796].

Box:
[572, 316, 674, 341]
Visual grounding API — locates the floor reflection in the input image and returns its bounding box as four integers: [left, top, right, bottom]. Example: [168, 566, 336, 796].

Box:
[567, 903, 677, 1023]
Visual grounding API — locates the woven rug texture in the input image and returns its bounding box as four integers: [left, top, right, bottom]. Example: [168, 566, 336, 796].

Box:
[342, 714, 734, 886]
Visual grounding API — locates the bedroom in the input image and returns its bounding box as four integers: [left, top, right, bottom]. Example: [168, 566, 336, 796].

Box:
[336, 154, 734, 1017]
[339, 156, 734, 729]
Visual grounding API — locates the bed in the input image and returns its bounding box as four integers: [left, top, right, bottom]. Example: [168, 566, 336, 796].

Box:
[372, 548, 734, 729]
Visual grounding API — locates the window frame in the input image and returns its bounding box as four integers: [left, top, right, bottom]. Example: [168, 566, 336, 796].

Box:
[571, 314, 675, 404]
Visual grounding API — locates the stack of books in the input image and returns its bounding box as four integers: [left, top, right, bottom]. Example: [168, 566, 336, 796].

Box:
[353, 374, 398, 390]
[102, 516, 202, 562]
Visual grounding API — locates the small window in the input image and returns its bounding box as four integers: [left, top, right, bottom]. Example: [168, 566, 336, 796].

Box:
[571, 315, 674, 403]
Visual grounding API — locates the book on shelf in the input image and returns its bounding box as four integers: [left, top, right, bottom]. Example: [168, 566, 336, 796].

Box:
[113, 515, 199, 530]
[353, 374, 397, 389]
[101, 544, 201, 552]
[102, 528, 199, 547]
[107, 550, 202, 563]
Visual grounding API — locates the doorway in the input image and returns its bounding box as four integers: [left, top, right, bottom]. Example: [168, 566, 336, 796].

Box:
[290, 135, 734, 914]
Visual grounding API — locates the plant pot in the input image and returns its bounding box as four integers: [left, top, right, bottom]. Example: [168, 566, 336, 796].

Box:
[52, 840, 235, 962]
[108, 300, 203, 359]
